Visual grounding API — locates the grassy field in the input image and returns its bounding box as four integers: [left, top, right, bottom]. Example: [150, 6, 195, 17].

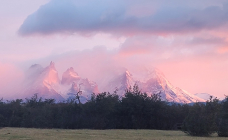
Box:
[0, 127, 227, 140]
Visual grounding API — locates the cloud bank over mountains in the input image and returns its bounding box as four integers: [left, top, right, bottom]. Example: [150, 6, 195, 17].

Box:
[18, 0, 228, 57]
[18, 0, 228, 36]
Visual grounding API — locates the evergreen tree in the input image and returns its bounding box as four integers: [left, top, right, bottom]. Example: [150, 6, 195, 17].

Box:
[182, 97, 219, 136]
[217, 96, 228, 137]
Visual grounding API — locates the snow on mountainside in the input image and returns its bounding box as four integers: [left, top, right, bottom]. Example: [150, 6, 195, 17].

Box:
[101, 70, 134, 96]
[61, 67, 80, 85]
[23, 62, 98, 102]
[60, 67, 99, 102]
[101, 68, 205, 103]
[194, 93, 215, 101]
[23, 62, 205, 103]
[139, 69, 205, 103]
[23, 62, 64, 101]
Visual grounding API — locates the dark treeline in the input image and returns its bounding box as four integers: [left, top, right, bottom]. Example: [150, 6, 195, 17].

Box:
[182, 96, 228, 137]
[0, 85, 228, 137]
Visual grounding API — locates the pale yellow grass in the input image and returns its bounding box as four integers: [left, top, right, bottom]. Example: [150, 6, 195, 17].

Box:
[0, 127, 226, 140]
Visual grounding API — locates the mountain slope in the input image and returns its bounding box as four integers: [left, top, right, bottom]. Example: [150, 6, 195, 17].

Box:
[194, 93, 215, 101]
[60, 67, 99, 102]
[23, 62, 64, 101]
[101, 68, 205, 103]
[139, 69, 205, 103]
[61, 67, 81, 85]
[22, 62, 205, 103]
[101, 70, 134, 96]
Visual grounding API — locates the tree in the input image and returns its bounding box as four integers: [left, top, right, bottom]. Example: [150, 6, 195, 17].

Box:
[217, 96, 228, 137]
[74, 83, 83, 104]
[182, 97, 219, 136]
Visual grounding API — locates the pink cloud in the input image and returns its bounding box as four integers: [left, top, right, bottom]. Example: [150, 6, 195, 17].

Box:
[217, 46, 228, 54]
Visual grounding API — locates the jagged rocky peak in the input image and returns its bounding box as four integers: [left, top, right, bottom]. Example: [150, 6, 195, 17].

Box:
[140, 68, 205, 103]
[23, 61, 63, 101]
[100, 70, 135, 95]
[60, 66, 99, 100]
[49, 61, 56, 69]
[122, 70, 134, 88]
[67, 67, 79, 77]
[46, 61, 58, 74]
[61, 67, 81, 85]
[145, 69, 172, 89]
[42, 61, 60, 84]
[125, 70, 132, 77]
[27, 64, 44, 78]
[22, 62, 206, 103]
[101, 68, 205, 103]
[28, 64, 44, 73]
[25, 61, 60, 86]
[146, 68, 166, 81]
[30, 64, 43, 69]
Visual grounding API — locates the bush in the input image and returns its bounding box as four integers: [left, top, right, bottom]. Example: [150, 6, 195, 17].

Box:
[217, 97, 228, 137]
[182, 97, 219, 136]
[217, 118, 228, 137]
[182, 103, 215, 136]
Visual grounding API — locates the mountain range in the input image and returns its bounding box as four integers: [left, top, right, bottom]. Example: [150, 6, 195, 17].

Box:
[194, 93, 216, 101]
[22, 62, 206, 103]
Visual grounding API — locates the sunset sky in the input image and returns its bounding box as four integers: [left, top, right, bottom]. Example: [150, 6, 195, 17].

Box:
[0, 0, 228, 99]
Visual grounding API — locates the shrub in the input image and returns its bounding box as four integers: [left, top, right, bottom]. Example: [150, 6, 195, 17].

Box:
[182, 97, 219, 137]
[217, 96, 228, 137]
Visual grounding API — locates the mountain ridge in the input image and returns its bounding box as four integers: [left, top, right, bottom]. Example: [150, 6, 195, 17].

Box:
[22, 62, 205, 103]
[101, 68, 205, 103]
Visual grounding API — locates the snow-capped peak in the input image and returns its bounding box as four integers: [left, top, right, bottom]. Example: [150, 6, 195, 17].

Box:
[125, 70, 132, 77]
[21, 62, 206, 103]
[27, 64, 43, 78]
[22, 62, 63, 101]
[49, 61, 56, 69]
[61, 67, 81, 85]
[139, 68, 205, 103]
[100, 70, 135, 95]
[42, 61, 60, 86]
[100, 68, 205, 103]
[194, 93, 216, 101]
[122, 70, 134, 88]
[67, 67, 80, 78]
[59, 67, 99, 102]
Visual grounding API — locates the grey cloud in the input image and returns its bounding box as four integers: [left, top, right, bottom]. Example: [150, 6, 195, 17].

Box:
[188, 37, 227, 45]
[18, 0, 228, 36]
[118, 35, 227, 58]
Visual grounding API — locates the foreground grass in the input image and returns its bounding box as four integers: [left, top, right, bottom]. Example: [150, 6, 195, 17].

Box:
[0, 128, 227, 140]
